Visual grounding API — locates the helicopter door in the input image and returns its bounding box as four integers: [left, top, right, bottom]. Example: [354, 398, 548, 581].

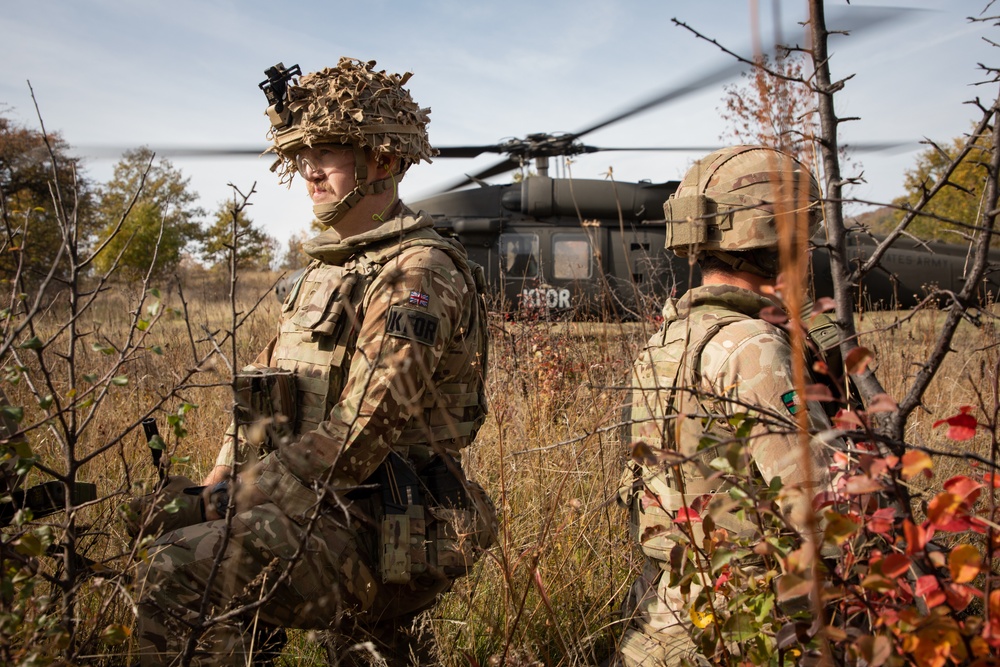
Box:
[499, 232, 540, 311]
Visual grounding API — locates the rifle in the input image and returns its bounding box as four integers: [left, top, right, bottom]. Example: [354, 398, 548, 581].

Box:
[0, 414, 160, 528]
[0, 480, 97, 528]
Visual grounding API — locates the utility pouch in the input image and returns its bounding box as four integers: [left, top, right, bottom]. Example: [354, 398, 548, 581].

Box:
[422, 455, 491, 577]
[427, 506, 479, 578]
[376, 453, 427, 584]
[234, 365, 296, 449]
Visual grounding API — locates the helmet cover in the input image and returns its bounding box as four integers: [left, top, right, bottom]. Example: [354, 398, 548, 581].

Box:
[267, 57, 437, 182]
[664, 145, 820, 256]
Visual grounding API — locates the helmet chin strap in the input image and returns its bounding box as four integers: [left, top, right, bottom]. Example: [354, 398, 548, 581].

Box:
[313, 144, 396, 227]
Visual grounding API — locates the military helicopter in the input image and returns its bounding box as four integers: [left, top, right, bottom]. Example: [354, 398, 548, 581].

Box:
[407, 133, 1000, 319]
[412, 132, 686, 319]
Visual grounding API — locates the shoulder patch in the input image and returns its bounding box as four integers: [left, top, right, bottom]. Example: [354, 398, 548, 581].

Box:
[781, 389, 800, 415]
[386, 306, 439, 345]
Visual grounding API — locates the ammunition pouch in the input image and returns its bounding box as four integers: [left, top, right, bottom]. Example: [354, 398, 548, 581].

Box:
[374, 453, 494, 585]
[234, 365, 296, 450]
[0, 480, 97, 527]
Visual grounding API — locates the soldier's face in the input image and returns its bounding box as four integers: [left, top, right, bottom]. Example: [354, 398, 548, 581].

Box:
[296, 144, 368, 204]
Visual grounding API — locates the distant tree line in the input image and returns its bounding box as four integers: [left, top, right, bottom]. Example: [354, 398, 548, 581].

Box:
[0, 115, 294, 289]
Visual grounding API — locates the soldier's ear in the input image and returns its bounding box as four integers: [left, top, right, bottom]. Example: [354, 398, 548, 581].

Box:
[377, 156, 400, 178]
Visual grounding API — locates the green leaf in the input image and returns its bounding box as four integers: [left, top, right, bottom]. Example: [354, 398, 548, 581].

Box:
[163, 497, 185, 515]
[90, 341, 115, 355]
[111, 376, 129, 386]
[171, 455, 191, 464]
[722, 612, 760, 642]
[753, 594, 775, 623]
[0, 405, 23, 424]
[151, 345, 163, 355]
[146, 301, 161, 317]
[38, 394, 53, 409]
[14, 533, 44, 557]
[82, 373, 98, 384]
[148, 288, 161, 299]
[147, 434, 166, 451]
[18, 337, 43, 350]
[136, 319, 150, 331]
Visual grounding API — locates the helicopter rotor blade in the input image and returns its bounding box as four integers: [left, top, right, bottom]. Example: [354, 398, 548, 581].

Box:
[77, 145, 267, 159]
[435, 145, 508, 159]
[568, 5, 921, 143]
[438, 157, 521, 192]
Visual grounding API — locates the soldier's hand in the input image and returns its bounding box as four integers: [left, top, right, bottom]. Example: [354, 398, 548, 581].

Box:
[122, 476, 204, 538]
[201, 473, 268, 521]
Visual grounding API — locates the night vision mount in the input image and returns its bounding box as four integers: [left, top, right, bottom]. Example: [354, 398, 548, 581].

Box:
[259, 62, 301, 131]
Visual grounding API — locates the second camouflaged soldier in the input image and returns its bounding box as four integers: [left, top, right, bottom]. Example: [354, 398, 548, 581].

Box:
[135, 58, 494, 666]
[616, 146, 841, 665]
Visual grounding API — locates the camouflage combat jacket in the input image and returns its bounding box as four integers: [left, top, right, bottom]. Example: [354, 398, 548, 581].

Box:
[236, 208, 488, 520]
[624, 284, 837, 560]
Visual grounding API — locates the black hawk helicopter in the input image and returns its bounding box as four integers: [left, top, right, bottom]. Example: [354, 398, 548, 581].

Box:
[408, 132, 1000, 319]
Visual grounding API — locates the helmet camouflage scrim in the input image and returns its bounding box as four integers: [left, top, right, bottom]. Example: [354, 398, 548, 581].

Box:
[663, 145, 821, 268]
[265, 57, 438, 183]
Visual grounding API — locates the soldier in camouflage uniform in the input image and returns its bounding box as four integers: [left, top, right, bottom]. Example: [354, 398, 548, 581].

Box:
[135, 58, 493, 666]
[615, 146, 841, 665]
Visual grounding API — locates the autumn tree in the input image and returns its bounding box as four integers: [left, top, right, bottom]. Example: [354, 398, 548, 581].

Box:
[875, 128, 996, 243]
[202, 201, 278, 270]
[718, 52, 818, 166]
[92, 147, 204, 279]
[0, 114, 95, 286]
[280, 230, 312, 270]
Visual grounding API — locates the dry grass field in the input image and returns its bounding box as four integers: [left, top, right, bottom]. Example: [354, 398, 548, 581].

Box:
[2, 270, 998, 665]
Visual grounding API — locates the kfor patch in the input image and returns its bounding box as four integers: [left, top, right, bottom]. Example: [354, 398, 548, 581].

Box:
[386, 306, 439, 345]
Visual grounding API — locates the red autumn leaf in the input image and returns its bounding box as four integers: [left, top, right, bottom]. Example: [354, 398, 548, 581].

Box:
[943, 583, 974, 613]
[844, 346, 874, 375]
[949, 544, 982, 584]
[812, 360, 830, 377]
[901, 450, 933, 481]
[673, 507, 702, 524]
[904, 519, 928, 556]
[926, 492, 964, 530]
[933, 406, 979, 441]
[915, 574, 946, 608]
[832, 409, 865, 430]
[943, 475, 983, 505]
[990, 590, 1000, 617]
[759, 305, 789, 325]
[985, 472, 1000, 488]
[641, 489, 665, 511]
[844, 474, 885, 495]
[867, 393, 898, 413]
[804, 383, 835, 402]
[866, 507, 896, 535]
[880, 552, 912, 578]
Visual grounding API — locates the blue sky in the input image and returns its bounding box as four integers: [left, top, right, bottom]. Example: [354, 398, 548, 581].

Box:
[2, 1, 995, 245]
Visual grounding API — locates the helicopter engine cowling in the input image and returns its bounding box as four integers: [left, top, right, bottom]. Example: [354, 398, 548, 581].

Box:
[520, 176, 676, 222]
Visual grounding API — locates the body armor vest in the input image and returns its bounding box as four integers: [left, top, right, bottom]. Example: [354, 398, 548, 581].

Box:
[625, 305, 756, 560]
[271, 227, 489, 460]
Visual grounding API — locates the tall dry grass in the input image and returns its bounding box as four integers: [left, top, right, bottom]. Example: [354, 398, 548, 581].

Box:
[2, 269, 998, 665]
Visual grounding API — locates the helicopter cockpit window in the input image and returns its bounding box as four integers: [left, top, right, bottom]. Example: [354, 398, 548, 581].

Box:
[500, 233, 539, 278]
[552, 233, 593, 280]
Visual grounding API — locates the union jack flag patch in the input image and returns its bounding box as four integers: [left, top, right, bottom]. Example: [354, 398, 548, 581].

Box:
[408, 290, 430, 308]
